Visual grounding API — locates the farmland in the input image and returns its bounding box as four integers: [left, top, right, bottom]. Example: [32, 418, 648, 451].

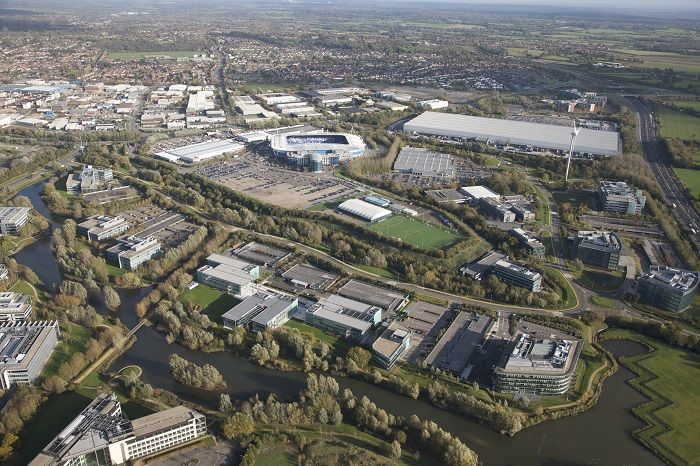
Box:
[658, 107, 700, 141]
[674, 168, 700, 197]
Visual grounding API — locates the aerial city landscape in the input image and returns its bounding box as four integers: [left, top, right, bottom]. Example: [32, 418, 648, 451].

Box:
[0, 0, 698, 464]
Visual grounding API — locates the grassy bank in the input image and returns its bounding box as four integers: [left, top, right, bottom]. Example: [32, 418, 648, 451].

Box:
[602, 329, 700, 466]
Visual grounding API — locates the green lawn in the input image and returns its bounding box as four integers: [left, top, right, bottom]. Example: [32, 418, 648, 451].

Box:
[367, 215, 461, 250]
[108, 50, 200, 59]
[178, 284, 240, 322]
[353, 263, 396, 279]
[10, 279, 36, 297]
[674, 168, 700, 196]
[658, 107, 700, 141]
[284, 319, 350, 356]
[41, 322, 92, 378]
[572, 266, 626, 291]
[603, 329, 700, 466]
[534, 186, 551, 226]
[669, 101, 700, 112]
[543, 266, 578, 309]
[552, 191, 595, 209]
[588, 294, 616, 309]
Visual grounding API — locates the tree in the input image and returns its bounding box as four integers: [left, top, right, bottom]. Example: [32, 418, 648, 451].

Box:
[347, 347, 372, 370]
[103, 286, 121, 312]
[219, 394, 233, 413]
[222, 412, 255, 441]
[0, 433, 18, 460]
[386, 440, 402, 459]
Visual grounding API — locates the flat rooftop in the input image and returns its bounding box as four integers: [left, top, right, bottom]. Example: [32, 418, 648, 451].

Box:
[497, 333, 580, 376]
[405, 112, 620, 156]
[393, 146, 454, 177]
[337, 279, 409, 312]
[130, 405, 201, 440]
[233, 241, 291, 266]
[642, 266, 699, 292]
[372, 321, 411, 361]
[425, 312, 491, 376]
[282, 264, 338, 290]
[576, 230, 621, 251]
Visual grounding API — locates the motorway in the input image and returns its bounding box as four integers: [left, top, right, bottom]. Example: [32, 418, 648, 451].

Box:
[619, 96, 700, 245]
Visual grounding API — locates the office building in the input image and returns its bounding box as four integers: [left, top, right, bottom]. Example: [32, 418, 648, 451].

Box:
[404, 112, 621, 157]
[29, 393, 207, 466]
[598, 181, 646, 215]
[509, 228, 545, 258]
[0, 265, 8, 281]
[77, 215, 129, 242]
[479, 197, 516, 222]
[106, 236, 161, 270]
[338, 199, 392, 223]
[492, 259, 542, 292]
[306, 294, 382, 343]
[426, 312, 491, 380]
[256, 93, 302, 106]
[0, 292, 33, 322]
[371, 322, 411, 369]
[637, 266, 699, 313]
[222, 289, 298, 331]
[0, 321, 59, 390]
[494, 332, 581, 395]
[66, 165, 114, 194]
[0, 206, 30, 235]
[196, 253, 259, 297]
[393, 146, 455, 178]
[573, 230, 621, 270]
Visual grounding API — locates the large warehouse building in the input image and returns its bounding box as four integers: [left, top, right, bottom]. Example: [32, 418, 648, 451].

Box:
[338, 199, 392, 223]
[155, 139, 244, 164]
[404, 112, 621, 157]
[270, 133, 366, 171]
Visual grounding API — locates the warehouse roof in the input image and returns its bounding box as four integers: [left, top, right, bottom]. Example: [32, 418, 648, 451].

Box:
[338, 199, 392, 222]
[405, 112, 620, 156]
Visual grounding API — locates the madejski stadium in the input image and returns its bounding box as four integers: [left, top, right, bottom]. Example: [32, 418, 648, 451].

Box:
[270, 133, 366, 171]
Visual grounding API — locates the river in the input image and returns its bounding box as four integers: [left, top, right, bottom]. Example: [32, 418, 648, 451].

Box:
[15, 180, 663, 466]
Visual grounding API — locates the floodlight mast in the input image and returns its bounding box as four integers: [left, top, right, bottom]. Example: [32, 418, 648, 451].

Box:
[565, 120, 581, 183]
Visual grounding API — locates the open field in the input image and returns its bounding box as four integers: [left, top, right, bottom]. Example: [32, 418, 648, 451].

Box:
[108, 50, 200, 59]
[571, 265, 626, 292]
[285, 319, 350, 356]
[615, 50, 700, 75]
[367, 215, 461, 250]
[603, 329, 700, 466]
[552, 191, 595, 210]
[668, 101, 700, 112]
[178, 284, 240, 322]
[10, 279, 37, 296]
[674, 168, 700, 197]
[41, 322, 92, 378]
[588, 295, 616, 309]
[658, 107, 700, 141]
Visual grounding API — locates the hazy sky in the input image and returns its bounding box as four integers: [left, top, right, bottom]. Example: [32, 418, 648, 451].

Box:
[406, 0, 699, 10]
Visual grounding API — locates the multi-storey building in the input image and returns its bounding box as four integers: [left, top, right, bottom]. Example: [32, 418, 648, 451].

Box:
[494, 332, 581, 395]
[196, 253, 259, 297]
[66, 165, 114, 194]
[637, 266, 699, 313]
[509, 228, 545, 258]
[29, 393, 207, 466]
[0, 206, 30, 235]
[222, 290, 298, 331]
[106, 235, 161, 270]
[479, 197, 516, 222]
[573, 230, 621, 270]
[77, 215, 130, 241]
[0, 291, 33, 321]
[598, 181, 646, 215]
[0, 321, 59, 390]
[306, 294, 382, 343]
[371, 322, 411, 369]
[492, 259, 542, 292]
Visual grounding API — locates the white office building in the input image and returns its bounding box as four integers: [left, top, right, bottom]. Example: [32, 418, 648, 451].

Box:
[598, 181, 646, 215]
[0, 206, 30, 235]
[0, 292, 33, 322]
[29, 393, 207, 466]
[196, 253, 260, 297]
[0, 321, 59, 390]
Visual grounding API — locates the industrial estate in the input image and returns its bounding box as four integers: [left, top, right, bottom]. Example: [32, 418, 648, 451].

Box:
[0, 1, 698, 466]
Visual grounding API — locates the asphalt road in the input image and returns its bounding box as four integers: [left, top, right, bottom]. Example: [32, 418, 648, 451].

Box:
[624, 96, 700, 245]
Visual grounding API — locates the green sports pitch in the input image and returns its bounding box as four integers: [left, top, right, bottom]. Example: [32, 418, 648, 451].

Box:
[367, 215, 461, 250]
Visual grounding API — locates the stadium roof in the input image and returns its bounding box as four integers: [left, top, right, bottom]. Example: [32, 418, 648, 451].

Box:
[338, 199, 392, 222]
[404, 112, 620, 156]
[270, 132, 365, 153]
